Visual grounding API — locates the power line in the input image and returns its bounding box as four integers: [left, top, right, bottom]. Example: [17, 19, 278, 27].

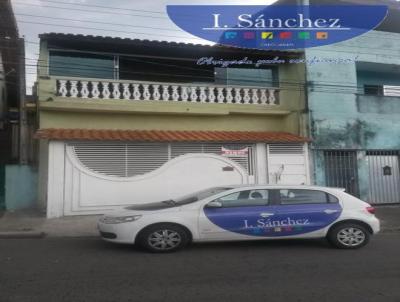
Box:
[3, 55, 398, 92]
[16, 20, 204, 41]
[0, 50, 395, 93]
[10, 68, 396, 96]
[15, 13, 185, 33]
[18, 62, 400, 93]
[13, 0, 207, 21]
[13, 1, 169, 19]
[37, 0, 166, 15]
[1, 45, 399, 91]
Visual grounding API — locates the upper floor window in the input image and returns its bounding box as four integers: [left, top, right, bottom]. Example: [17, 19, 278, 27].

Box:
[364, 85, 383, 96]
[49, 51, 116, 79]
[364, 85, 400, 97]
[357, 66, 400, 97]
[215, 67, 278, 87]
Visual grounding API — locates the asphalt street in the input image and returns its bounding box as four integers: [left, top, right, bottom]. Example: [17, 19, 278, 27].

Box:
[1, 233, 399, 302]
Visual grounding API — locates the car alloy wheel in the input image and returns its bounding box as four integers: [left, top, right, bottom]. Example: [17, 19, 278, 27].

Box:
[148, 229, 182, 251]
[138, 223, 190, 253]
[336, 227, 366, 247]
[327, 222, 370, 249]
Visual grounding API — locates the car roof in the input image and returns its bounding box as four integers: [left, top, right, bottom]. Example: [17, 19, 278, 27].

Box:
[222, 184, 345, 192]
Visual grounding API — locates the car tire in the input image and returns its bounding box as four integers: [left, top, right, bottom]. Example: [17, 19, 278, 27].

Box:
[327, 222, 370, 249]
[137, 223, 190, 253]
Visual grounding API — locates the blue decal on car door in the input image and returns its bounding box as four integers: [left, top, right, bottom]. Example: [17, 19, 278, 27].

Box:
[203, 189, 342, 237]
[204, 205, 279, 236]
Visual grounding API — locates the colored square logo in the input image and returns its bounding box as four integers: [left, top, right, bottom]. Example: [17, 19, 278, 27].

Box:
[316, 32, 328, 39]
[243, 31, 255, 40]
[298, 32, 310, 40]
[224, 31, 237, 40]
[280, 32, 292, 39]
[261, 32, 274, 39]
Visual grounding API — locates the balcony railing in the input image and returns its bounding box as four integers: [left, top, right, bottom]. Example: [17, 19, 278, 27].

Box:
[56, 78, 279, 105]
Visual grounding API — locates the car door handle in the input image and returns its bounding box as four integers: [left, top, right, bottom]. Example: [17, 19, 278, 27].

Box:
[260, 212, 274, 218]
[324, 209, 339, 214]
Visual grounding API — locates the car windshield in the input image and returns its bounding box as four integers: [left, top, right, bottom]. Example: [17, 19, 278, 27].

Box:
[172, 187, 232, 205]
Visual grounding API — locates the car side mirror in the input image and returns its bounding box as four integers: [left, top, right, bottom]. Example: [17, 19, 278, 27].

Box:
[206, 201, 223, 208]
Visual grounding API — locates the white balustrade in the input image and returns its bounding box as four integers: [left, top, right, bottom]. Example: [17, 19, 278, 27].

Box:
[122, 83, 130, 100]
[56, 79, 279, 105]
[70, 81, 78, 98]
[152, 84, 161, 101]
[59, 80, 68, 97]
[112, 83, 121, 99]
[102, 82, 111, 99]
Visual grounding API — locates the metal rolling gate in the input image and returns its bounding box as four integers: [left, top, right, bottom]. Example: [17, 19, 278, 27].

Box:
[367, 150, 400, 204]
[324, 151, 360, 197]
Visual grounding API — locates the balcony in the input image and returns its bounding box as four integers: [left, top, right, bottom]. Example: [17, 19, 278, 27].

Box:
[55, 78, 279, 106]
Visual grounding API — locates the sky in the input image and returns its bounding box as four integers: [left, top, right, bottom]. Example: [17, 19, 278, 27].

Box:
[11, 0, 278, 94]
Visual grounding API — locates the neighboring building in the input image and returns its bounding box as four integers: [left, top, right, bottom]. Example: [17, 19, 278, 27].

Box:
[271, 0, 400, 204]
[303, 0, 400, 204]
[307, 36, 400, 204]
[35, 33, 310, 217]
[0, 52, 5, 210]
[0, 0, 34, 212]
[0, 53, 5, 130]
[0, 0, 26, 164]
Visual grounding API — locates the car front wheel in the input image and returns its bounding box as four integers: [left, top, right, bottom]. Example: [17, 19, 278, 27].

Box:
[327, 223, 370, 249]
[137, 223, 190, 253]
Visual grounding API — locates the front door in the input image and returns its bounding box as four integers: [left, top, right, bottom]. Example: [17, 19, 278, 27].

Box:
[367, 153, 400, 204]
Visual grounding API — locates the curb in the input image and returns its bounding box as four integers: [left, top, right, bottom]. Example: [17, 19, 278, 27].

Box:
[0, 231, 46, 239]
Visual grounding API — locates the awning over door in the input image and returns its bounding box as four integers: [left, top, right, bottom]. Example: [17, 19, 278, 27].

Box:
[35, 128, 310, 143]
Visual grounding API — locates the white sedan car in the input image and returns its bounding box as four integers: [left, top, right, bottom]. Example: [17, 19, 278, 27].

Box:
[98, 185, 380, 253]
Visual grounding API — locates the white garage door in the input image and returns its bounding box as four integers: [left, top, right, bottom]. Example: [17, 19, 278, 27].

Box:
[62, 142, 250, 215]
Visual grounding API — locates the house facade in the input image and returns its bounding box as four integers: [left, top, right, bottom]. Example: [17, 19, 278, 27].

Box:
[35, 33, 310, 218]
[306, 29, 400, 204]
[274, 0, 400, 206]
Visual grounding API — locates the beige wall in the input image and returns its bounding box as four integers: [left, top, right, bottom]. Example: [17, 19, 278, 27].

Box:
[39, 110, 299, 133]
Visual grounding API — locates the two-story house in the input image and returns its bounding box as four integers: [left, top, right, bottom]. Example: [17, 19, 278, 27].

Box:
[301, 0, 400, 204]
[35, 33, 310, 218]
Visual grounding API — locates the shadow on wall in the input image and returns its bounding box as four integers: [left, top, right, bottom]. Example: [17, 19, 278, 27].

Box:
[5, 165, 38, 211]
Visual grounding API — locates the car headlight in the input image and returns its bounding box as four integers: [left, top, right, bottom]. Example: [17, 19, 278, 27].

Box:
[100, 215, 142, 224]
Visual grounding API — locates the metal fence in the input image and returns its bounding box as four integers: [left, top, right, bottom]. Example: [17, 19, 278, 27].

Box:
[323, 150, 400, 204]
[324, 151, 359, 197]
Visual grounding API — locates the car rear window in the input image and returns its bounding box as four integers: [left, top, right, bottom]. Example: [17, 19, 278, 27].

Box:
[279, 189, 329, 205]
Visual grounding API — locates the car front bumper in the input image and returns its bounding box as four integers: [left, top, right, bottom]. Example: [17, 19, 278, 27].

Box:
[97, 220, 140, 244]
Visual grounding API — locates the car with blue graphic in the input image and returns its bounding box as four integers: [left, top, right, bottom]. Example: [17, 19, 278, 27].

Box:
[98, 185, 380, 252]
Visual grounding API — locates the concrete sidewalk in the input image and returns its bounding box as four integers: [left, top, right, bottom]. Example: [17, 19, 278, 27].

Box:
[0, 209, 100, 238]
[0, 205, 399, 239]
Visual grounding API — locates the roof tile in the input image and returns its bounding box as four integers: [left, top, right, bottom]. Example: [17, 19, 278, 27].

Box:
[34, 129, 311, 143]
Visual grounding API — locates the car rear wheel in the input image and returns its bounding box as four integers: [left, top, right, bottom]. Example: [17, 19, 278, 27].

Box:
[137, 223, 190, 253]
[327, 223, 370, 249]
